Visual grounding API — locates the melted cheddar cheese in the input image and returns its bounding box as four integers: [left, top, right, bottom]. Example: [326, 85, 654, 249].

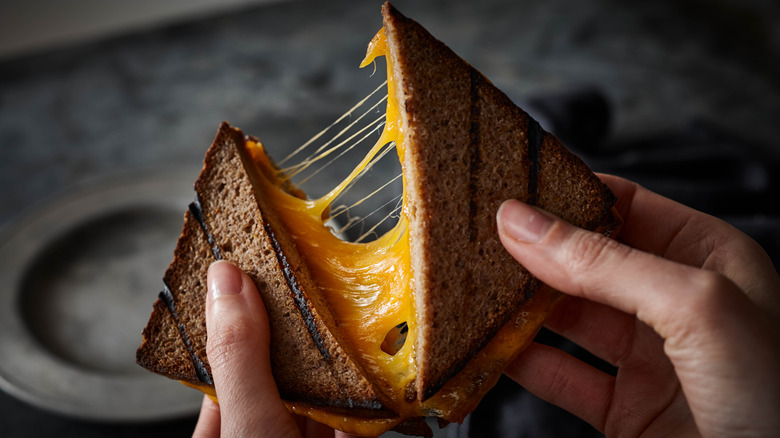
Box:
[246, 27, 418, 407]
[187, 28, 563, 436]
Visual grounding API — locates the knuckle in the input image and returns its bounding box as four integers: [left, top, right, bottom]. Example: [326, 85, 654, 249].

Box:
[206, 318, 253, 371]
[564, 231, 627, 277]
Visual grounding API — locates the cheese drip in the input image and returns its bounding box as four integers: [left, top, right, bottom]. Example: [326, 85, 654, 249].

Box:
[245, 27, 417, 406]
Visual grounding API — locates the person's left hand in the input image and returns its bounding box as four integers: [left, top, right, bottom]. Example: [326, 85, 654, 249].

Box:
[191, 260, 363, 438]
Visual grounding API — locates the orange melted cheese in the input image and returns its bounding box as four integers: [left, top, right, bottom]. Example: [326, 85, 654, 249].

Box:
[186, 28, 563, 436]
[246, 27, 418, 407]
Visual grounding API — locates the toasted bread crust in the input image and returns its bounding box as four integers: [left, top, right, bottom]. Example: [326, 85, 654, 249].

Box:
[162, 208, 215, 383]
[382, 3, 617, 399]
[136, 206, 215, 385]
[136, 298, 200, 384]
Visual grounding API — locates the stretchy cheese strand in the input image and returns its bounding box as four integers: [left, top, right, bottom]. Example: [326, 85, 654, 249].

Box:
[279, 81, 388, 166]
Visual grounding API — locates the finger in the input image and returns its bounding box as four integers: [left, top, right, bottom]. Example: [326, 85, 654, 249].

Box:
[540, 299, 685, 436]
[600, 173, 780, 323]
[596, 174, 708, 259]
[496, 199, 741, 340]
[335, 431, 371, 438]
[598, 173, 740, 269]
[544, 296, 665, 369]
[505, 342, 614, 431]
[192, 395, 221, 438]
[301, 418, 336, 438]
[206, 260, 301, 438]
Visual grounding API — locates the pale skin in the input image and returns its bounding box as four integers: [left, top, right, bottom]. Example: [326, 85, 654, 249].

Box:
[193, 174, 780, 437]
[191, 260, 361, 438]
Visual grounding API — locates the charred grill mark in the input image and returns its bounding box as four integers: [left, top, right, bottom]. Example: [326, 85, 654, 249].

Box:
[261, 216, 332, 363]
[159, 284, 213, 385]
[254, 203, 386, 410]
[261, 217, 375, 407]
[526, 117, 542, 206]
[468, 69, 481, 242]
[158, 285, 176, 317]
[189, 200, 222, 261]
[523, 277, 541, 301]
[232, 138, 333, 365]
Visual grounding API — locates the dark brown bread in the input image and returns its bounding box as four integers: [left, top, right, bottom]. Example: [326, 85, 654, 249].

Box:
[136, 298, 199, 383]
[136, 208, 213, 385]
[381, 3, 617, 400]
[162, 209, 214, 383]
[137, 123, 395, 415]
[138, 3, 618, 434]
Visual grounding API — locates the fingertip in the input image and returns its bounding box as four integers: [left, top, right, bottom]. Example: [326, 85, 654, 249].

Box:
[193, 395, 221, 438]
[595, 174, 638, 224]
[497, 199, 555, 245]
[506, 342, 613, 432]
[208, 260, 244, 301]
[205, 261, 268, 339]
[200, 394, 220, 418]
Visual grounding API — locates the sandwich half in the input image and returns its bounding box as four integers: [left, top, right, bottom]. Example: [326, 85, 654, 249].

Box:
[137, 3, 620, 436]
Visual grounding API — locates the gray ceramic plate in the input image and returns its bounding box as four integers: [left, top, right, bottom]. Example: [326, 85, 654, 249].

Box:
[0, 169, 204, 422]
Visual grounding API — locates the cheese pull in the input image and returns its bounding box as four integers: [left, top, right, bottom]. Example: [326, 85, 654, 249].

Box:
[241, 27, 418, 412]
[137, 4, 620, 437]
[188, 25, 562, 425]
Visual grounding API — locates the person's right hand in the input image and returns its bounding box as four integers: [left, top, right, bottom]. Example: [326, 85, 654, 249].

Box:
[497, 174, 780, 437]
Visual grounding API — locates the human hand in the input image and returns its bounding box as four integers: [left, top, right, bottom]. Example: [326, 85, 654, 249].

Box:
[191, 261, 364, 438]
[497, 174, 780, 437]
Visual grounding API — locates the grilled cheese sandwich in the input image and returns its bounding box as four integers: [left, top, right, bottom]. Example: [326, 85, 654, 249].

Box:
[137, 3, 619, 436]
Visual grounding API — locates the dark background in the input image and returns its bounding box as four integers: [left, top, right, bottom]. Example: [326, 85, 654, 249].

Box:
[1, 0, 778, 436]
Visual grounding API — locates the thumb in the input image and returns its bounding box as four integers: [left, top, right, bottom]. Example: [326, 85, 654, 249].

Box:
[206, 261, 300, 438]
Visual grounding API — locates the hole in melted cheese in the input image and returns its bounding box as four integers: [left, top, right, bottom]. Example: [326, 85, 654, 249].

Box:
[380, 321, 408, 356]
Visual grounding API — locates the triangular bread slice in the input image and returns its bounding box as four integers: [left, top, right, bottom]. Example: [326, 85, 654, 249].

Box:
[137, 123, 400, 420]
[380, 3, 617, 399]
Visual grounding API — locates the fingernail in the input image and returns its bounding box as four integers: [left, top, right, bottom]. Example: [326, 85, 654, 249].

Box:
[208, 261, 243, 300]
[498, 199, 554, 243]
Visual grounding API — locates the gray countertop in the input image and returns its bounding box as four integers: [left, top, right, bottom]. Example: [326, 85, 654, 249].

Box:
[1, 0, 778, 436]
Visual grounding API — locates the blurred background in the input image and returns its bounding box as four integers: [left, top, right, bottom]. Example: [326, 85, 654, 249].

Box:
[1, 0, 778, 437]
